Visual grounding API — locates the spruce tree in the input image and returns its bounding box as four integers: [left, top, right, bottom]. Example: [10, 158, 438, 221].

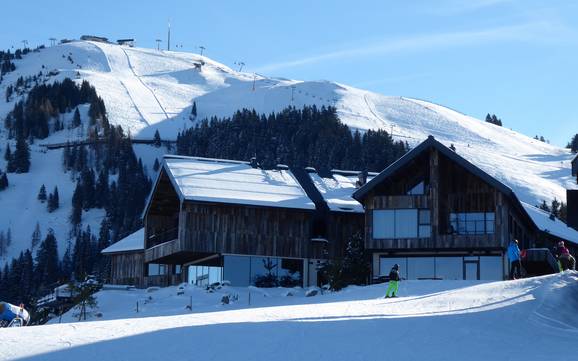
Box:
[38, 184, 47, 202]
[72, 107, 81, 128]
[35, 229, 59, 292]
[9, 133, 30, 173]
[31, 222, 41, 251]
[190, 101, 197, 120]
[4, 143, 11, 161]
[153, 130, 161, 147]
[153, 158, 160, 172]
[70, 182, 83, 225]
[0, 172, 8, 190]
[47, 186, 60, 212]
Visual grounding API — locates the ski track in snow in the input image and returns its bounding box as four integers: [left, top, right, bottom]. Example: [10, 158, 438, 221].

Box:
[1, 273, 577, 361]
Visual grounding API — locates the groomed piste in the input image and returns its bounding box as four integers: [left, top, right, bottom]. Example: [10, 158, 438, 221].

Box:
[1, 272, 577, 361]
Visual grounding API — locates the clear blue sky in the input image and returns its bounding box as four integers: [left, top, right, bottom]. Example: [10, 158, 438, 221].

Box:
[1, 0, 577, 146]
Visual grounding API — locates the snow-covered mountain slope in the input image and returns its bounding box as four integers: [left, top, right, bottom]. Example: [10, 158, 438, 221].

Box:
[2, 273, 577, 361]
[0, 40, 575, 261]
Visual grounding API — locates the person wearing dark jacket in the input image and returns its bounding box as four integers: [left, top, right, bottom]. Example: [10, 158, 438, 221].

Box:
[385, 264, 401, 298]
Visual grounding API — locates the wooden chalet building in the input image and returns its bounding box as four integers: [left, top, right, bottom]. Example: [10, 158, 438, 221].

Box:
[572, 154, 578, 179]
[138, 155, 366, 288]
[101, 228, 145, 287]
[353, 135, 578, 281]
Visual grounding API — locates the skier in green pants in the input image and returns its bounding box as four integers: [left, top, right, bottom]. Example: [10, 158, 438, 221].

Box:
[385, 264, 401, 298]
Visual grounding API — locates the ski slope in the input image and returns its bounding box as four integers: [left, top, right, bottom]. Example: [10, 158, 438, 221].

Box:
[0, 40, 575, 261]
[2, 272, 577, 361]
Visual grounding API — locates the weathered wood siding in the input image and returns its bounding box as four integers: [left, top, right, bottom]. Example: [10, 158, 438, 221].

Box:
[177, 202, 314, 259]
[363, 147, 534, 251]
[145, 168, 181, 248]
[110, 251, 145, 287]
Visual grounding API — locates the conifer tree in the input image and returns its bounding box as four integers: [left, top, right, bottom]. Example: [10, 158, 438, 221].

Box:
[153, 158, 160, 172]
[35, 229, 59, 292]
[38, 184, 47, 202]
[0, 172, 8, 190]
[190, 101, 197, 120]
[8, 133, 30, 173]
[153, 130, 161, 147]
[4, 143, 11, 161]
[72, 107, 81, 128]
[31, 222, 41, 251]
[47, 186, 60, 212]
[70, 182, 83, 225]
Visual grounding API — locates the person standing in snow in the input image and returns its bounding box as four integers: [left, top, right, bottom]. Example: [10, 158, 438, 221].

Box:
[553, 241, 576, 271]
[385, 264, 400, 298]
[508, 239, 521, 279]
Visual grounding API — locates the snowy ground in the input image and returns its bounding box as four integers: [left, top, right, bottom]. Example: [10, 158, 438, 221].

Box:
[2, 273, 577, 361]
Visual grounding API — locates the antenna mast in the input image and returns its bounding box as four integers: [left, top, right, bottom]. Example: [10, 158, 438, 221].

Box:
[167, 20, 171, 51]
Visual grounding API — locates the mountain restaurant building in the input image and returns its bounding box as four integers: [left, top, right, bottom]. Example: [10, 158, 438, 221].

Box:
[141, 155, 363, 288]
[353, 136, 578, 281]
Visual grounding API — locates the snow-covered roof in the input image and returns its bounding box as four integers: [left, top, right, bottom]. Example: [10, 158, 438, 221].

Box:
[162, 156, 315, 210]
[309, 170, 376, 213]
[521, 203, 578, 245]
[101, 228, 145, 254]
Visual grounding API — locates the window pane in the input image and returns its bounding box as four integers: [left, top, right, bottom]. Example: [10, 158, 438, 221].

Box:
[419, 225, 431, 238]
[435, 257, 462, 280]
[252, 257, 279, 287]
[407, 181, 424, 195]
[373, 210, 395, 239]
[470, 213, 485, 221]
[395, 209, 418, 238]
[407, 257, 435, 280]
[486, 212, 495, 221]
[419, 209, 431, 225]
[486, 221, 495, 233]
[223, 255, 251, 286]
[480, 256, 503, 280]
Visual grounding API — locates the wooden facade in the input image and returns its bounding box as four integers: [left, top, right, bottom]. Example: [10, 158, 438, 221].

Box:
[353, 136, 541, 280]
[108, 251, 145, 287]
[140, 162, 364, 287]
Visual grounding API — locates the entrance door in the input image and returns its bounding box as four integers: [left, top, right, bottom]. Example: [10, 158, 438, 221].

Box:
[463, 260, 480, 280]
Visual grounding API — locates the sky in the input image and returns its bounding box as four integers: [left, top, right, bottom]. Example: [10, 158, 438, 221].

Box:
[1, 0, 577, 146]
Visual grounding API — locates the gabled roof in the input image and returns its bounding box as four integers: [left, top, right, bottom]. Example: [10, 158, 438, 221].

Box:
[353, 135, 578, 245]
[101, 228, 144, 254]
[353, 136, 514, 201]
[156, 155, 315, 210]
[308, 169, 377, 213]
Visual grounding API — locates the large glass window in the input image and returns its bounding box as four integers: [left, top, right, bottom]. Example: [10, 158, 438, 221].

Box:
[407, 257, 435, 279]
[395, 210, 418, 238]
[480, 256, 503, 280]
[373, 209, 430, 239]
[223, 256, 251, 286]
[373, 210, 395, 239]
[418, 209, 431, 238]
[148, 263, 168, 276]
[435, 257, 462, 280]
[450, 212, 495, 235]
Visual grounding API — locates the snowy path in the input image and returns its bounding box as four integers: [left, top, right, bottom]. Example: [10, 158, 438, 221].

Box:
[2, 273, 577, 361]
[92, 42, 169, 126]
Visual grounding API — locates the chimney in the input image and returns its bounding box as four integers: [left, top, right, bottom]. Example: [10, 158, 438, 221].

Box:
[250, 157, 259, 169]
[567, 189, 578, 231]
[356, 170, 368, 188]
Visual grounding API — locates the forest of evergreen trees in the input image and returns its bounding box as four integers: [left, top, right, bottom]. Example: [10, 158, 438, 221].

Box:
[176, 106, 408, 174]
[0, 79, 151, 309]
